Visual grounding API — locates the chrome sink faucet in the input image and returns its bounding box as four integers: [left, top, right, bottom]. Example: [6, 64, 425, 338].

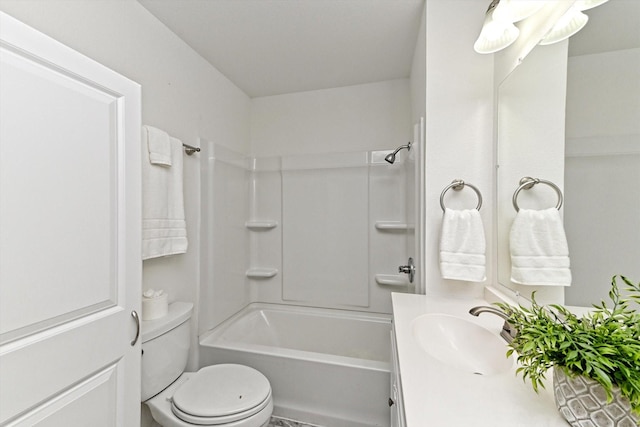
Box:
[469, 306, 517, 343]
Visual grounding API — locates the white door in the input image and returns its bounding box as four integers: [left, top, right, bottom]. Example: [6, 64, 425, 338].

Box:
[0, 12, 141, 426]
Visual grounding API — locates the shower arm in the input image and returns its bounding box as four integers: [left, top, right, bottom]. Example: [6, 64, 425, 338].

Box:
[393, 143, 410, 155]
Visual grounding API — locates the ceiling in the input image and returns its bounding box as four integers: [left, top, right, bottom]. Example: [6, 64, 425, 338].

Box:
[138, 0, 425, 98]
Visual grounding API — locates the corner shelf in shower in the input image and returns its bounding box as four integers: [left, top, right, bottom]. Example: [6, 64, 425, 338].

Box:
[246, 268, 278, 279]
[374, 221, 415, 231]
[375, 274, 410, 287]
[245, 220, 278, 230]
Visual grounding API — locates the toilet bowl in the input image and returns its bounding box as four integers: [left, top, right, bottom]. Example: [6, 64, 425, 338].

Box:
[146, 366, 273, 427]
[141, 302, 273, 427]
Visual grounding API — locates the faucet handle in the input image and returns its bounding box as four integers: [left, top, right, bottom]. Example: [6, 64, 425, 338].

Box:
[398, 257, 415, 283]
[500, 321, 518, 343]
[469, 306, 518, 343]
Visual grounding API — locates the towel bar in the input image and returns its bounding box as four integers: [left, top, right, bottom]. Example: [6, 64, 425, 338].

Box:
[439, 179, 483, 212]
[512, 177, 563, 212]
[182, 143, 200, 155]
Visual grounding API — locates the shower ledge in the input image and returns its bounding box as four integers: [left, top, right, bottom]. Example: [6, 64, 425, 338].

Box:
[375, 274, 409, 287]
[246, 268, 278, 279]
[245, 220, 278, 230]
[374, 221, 415, 231]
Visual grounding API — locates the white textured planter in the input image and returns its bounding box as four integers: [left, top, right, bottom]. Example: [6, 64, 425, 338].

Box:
[553, 366, 639, 427]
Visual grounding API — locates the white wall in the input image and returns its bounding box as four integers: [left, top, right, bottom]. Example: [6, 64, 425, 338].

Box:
[410, 4, 426, 125]
[251, 79, 411, 156]
[423, 0, 494, 298]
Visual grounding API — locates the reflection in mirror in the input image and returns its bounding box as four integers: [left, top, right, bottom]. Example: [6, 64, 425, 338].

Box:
[496, 0, 640, 306]
[497, 41, 569, 305]
[563, 1, 640, 306]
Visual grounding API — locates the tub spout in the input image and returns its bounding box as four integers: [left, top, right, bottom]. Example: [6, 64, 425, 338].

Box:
[468, 306, 517, 343]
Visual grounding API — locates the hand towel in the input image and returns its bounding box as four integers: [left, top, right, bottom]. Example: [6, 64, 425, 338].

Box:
[439, 208, 486, 282]
[143, 125, 172, 166]
[510, 208, 571, 286]
[142, 136, 188, 260]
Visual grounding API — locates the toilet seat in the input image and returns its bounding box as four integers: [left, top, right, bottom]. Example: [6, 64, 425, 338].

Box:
[171, 364, 272, 426]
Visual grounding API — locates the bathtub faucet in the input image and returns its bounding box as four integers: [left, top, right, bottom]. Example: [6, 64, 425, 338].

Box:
[468, 306, 517, 344]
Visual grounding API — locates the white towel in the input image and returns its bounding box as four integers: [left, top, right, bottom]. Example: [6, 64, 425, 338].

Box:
[143, 125, 172, 166]
[142, 136, 188, 260]
[510, 208, 571, 286]
[439, 208, 486, 282]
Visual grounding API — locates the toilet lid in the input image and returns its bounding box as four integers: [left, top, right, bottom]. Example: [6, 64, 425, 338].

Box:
[171, 364, 272, 425]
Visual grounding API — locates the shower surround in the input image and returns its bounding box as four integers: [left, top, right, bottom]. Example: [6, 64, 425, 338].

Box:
[200, 141, 415, 333]
[198, 79, 415, 426]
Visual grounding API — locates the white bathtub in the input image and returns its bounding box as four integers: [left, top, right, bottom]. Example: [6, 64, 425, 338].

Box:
[199, 303, 392, 427]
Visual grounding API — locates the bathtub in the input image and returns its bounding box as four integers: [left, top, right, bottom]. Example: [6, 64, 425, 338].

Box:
[199, 303, 392, 427]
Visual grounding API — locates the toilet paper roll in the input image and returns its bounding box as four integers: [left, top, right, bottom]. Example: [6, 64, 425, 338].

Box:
[142, 291, 168, 320]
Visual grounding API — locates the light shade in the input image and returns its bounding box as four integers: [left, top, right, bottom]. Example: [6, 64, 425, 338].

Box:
[575, 0, 610, 11]
[492, 0, 546, 23]
[539, 7, 589, 45]
[474, 9, 520, 54]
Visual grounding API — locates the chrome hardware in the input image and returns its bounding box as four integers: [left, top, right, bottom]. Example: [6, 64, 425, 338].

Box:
[468, 306, 517, 343]
[398, 257, 415, 284]
[131, 310, 140, 346]
[384, 142, 412, 164]
[440, 179, 483, 212]
[182, 143, 200, 155]
[512, 176, 563, 212]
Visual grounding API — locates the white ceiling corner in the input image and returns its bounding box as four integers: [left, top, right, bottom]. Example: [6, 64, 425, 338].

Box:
[138, 0, 425, 98]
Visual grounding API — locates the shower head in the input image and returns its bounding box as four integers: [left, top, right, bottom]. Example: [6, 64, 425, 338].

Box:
[384, 142, 412, 164]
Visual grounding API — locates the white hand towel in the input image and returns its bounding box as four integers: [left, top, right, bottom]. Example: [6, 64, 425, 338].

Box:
[142, 136, 188, 260]
[439, 208, 486, 282]
[143, 125, 172, 166]
[510, 208, 571, 286]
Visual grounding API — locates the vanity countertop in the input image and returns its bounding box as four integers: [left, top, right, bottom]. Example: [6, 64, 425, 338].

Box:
[392, 292, 568, 427]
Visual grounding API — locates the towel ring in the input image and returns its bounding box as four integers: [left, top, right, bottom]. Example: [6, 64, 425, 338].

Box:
[512, 177, 563, 212]
[440, 179, 483, 212]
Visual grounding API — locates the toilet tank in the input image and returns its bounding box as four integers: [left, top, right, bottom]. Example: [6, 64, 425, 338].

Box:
[141, 301, 193, 401]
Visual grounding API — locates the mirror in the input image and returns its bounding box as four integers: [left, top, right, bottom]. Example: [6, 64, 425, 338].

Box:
[497, 1, 640, 306]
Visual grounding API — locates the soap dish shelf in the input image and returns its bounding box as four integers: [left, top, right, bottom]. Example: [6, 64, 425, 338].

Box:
[375, 221, 415, 231]
[375, 274, 410, 286]
[246, 268, 278, 279]
[245, 220, 278, 230]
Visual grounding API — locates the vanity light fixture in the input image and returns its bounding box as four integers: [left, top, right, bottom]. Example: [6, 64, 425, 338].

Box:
[473, 0, 520, 54]
[491, 0, 545, 23]
[539, 0, 609, 46]
[475, 0, 610, 53]
[575, 0, 610, 10]
[538, 5, 589, 46]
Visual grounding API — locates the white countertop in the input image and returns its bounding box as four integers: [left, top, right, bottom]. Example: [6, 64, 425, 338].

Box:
[392, 292, 569, 427]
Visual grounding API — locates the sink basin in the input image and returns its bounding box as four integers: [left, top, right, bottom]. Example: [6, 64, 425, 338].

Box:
[411, 313, 512, 375]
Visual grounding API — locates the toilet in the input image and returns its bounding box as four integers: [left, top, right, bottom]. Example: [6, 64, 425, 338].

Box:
[141, 302, 273, 427]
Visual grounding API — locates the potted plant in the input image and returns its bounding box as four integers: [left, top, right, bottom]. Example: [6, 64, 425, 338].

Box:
[496, 275, 640, 427]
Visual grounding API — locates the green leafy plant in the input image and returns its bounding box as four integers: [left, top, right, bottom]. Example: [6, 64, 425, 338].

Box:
[496, 275, 640, 414]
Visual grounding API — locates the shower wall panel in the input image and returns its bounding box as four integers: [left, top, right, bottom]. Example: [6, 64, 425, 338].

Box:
[281, 152, 370, 307]
[200, 142, 251, 333]
[247, 157, 283, 303]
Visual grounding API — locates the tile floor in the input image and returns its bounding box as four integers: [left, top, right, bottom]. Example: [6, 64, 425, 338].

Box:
[268, 416, 322, 427]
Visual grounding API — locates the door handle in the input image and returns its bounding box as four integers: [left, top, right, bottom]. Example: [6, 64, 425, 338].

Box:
[131, 310, 140, 346]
